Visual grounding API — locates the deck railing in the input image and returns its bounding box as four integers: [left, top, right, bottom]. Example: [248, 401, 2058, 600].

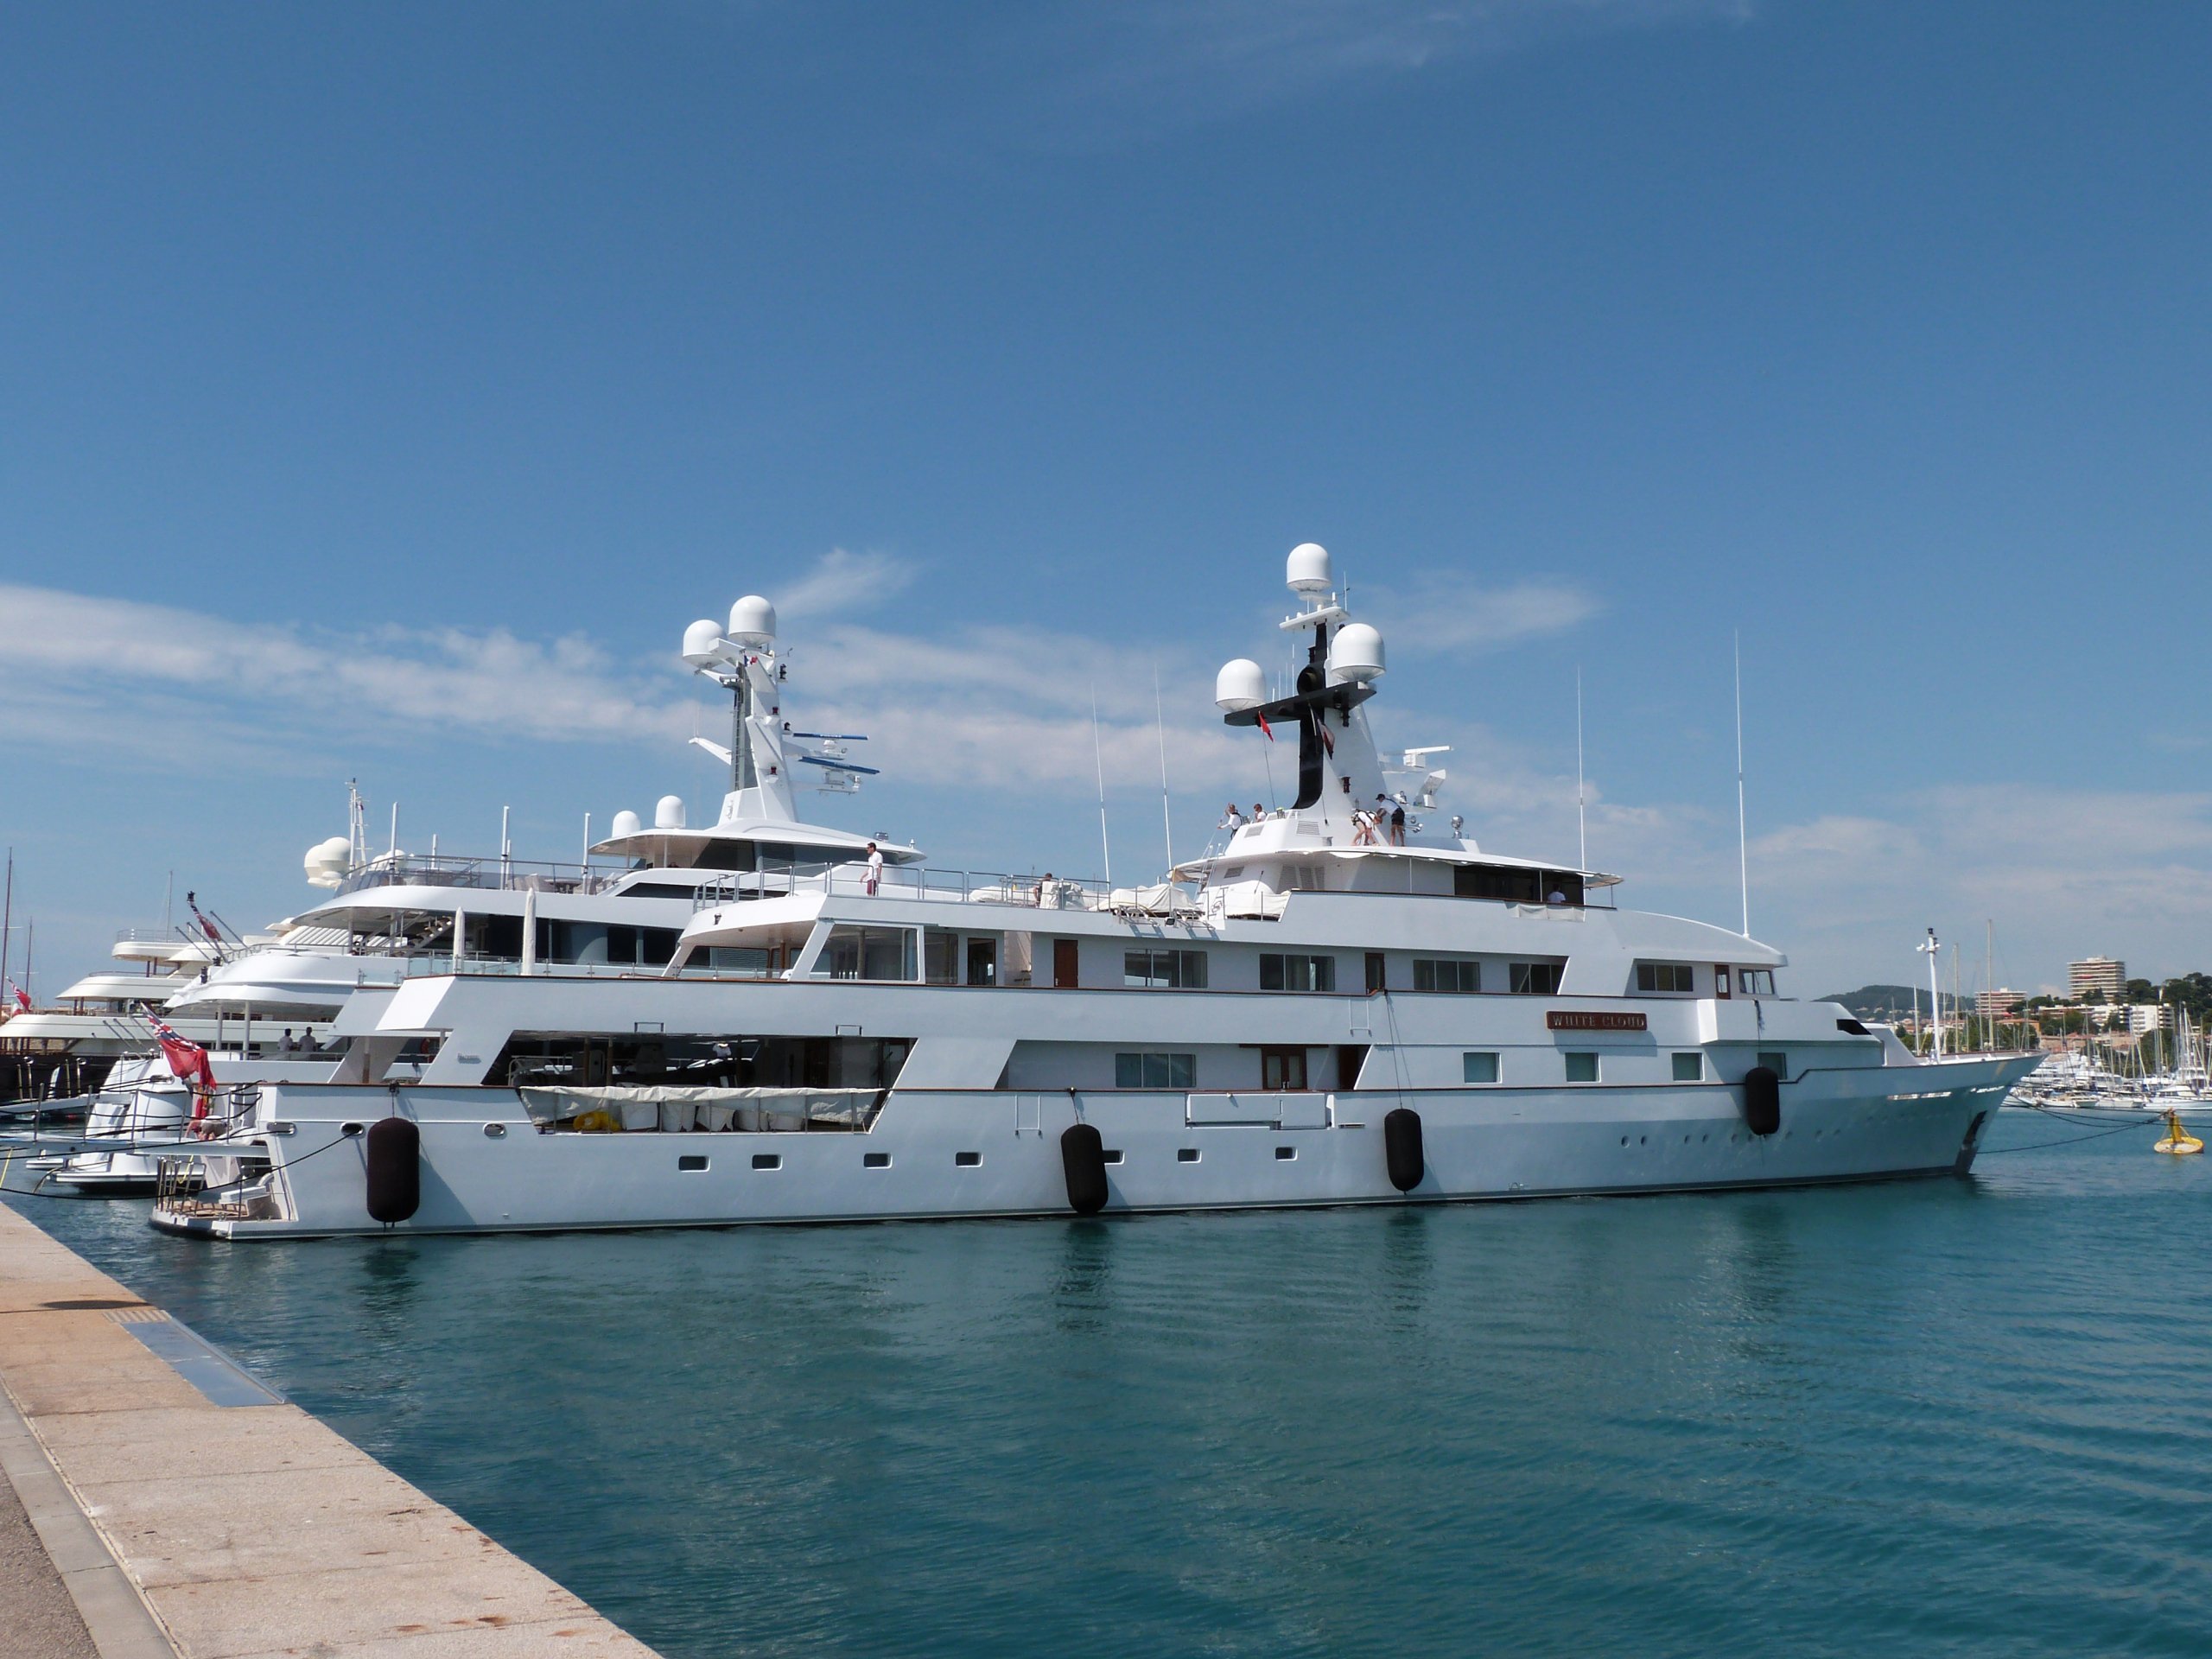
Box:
[694, 863, 1115, 912]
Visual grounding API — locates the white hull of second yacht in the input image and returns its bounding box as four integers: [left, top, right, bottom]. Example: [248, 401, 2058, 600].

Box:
[153, 1053, 2029, 1239]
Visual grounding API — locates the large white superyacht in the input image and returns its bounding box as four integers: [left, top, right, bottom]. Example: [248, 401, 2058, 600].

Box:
[154, 547, 2039, 1239]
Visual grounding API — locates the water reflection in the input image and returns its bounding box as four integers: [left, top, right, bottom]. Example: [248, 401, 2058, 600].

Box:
[13, 1122, 2212, 1659]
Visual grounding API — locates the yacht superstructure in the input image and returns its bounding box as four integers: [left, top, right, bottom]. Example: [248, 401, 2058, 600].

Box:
[153, 548, 2039, 1239]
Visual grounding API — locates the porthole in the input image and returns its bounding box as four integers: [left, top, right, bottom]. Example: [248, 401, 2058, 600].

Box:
[340, 1122, 365, 1137]
[677, 1154, 709, 1172]
[1274, 1146, 1295, 1160]
[1103, 1149, 1124, 1165]
[1178, 1147, 1200, 1164]
[483, 1123, 507, 1139]
[863, 1152, 891, 1169]
[955, 1151, 982, 1167]
[752, 1153, 781, 1171]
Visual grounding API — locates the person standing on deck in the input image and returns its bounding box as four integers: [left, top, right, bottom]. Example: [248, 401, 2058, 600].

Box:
[864, 841, 883, 895]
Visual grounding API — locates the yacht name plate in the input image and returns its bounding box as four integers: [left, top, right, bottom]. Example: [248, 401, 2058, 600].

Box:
[1546, 1011, 1649, 1032]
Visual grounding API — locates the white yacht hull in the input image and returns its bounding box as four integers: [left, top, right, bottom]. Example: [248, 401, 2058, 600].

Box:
[154, 1055, 2032, 1239]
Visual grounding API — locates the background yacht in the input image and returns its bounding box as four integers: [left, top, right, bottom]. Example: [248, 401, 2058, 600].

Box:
[16, 593, 910, 1196]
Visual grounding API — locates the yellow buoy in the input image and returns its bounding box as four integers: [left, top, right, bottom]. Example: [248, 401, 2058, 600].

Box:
[2154, 1110, 2203, 1156]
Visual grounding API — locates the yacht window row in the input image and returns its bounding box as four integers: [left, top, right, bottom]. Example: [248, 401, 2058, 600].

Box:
[716, 924, 1781, 1002]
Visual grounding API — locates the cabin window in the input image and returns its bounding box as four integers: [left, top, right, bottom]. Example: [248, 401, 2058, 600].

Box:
[1637, 963, 1695, 995]
[1260, 953, 1336, 993]
[1116, 1052, 1196, 1090]
[1124, 949, 1209, 988]
[1672, 1052, 1704, 1082]
[1261, 1046, 1309, 1090]
[1463, 1051, 1500, 1084]
[820, 925, 917, 982]
[1509, 962, 1562, 995]
[924, 931, 961, 985]
[1738, 968, 1777, 996]
[1413, 958, 1481, 994]
[1454, 864, 1541, 903]
[1758, 1051, 1788, 1077]
[966, 937, 998, 987]
[1564, 1052, 1599, 1083]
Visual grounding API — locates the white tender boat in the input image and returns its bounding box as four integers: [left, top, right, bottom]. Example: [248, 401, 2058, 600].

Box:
[153, 549, 2039, 1239]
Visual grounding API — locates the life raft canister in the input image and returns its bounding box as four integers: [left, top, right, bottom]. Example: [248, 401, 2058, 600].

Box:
[1383, 1108, 1424, 1192]
[364, 1116, 421, 1224]
[1742, 1066, 1781, 1137]
[1060, 1122, 1109, 1216]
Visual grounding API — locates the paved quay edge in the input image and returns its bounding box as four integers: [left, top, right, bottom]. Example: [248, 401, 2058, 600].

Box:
[0, 1202, 661, 1659]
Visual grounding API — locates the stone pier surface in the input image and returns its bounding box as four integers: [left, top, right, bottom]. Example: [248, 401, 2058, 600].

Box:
[0, 1204, 660, 1658]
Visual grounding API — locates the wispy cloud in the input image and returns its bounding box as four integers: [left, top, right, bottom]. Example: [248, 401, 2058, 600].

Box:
[774, 547, 919, 620]
[1008, 0, 1757, 140]
[1361, 571, 1599, 655]
[0, 583, 694, 766]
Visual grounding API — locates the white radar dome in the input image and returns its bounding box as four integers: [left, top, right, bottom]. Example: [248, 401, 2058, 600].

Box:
[682, 618, 725, 668]
[728, 594, 777, 648]
[1215, 658, 1268, 712]
[610, 809, 643, 839]
[1287, 542, 1332, 596]
[654, 795, 688, 830]
[1327, 622, 1385, 684]
[302, 836, 352, 888]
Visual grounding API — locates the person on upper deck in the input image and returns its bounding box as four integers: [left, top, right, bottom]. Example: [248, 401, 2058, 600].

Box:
[863, 841, 883, 895]
[1220, 803, 1244, 831]
[1547, 885, 1568, 906]
[1389, 801, 1407, 846]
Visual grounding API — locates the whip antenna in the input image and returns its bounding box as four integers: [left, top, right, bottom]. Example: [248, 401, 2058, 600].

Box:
[1090, 686, 1112, 886]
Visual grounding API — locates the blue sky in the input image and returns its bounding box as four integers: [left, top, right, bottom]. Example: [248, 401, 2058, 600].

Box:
[3, 1, 2208, 1001]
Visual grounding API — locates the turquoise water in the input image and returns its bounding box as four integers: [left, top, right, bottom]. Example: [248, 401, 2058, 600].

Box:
[15, 1111, 2212, 1656]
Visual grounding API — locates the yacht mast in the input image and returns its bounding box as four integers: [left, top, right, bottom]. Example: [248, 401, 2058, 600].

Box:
[1920, 928, 1943, 1059]
[1576, 667, 1587, 873]
[1734, 633, 1749, 937]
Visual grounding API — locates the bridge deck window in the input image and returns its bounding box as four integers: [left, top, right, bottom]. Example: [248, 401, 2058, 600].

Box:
[1637, 963, 1694, 994]
[1116, 1052, 1196, 1089]
[1125, 949, 1208, 988]
[1413, 958, 1481, 994]
[1261, 953, 1336, 993]
[1510, 962, 1563, 995]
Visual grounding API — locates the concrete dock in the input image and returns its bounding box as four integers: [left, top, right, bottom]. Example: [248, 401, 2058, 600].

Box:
[0, 1203, 659, 1658]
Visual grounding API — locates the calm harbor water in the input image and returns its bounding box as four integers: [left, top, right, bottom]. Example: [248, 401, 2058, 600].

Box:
[15, 1110, 2212, 1657]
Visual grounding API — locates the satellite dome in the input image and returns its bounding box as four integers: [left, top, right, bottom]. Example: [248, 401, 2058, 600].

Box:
[681, 618, 725, 669]
[1215, 658, 1267, 712]
[1286, 543, 1332, 596]
[654, 795, 688, 830]
[610, 809, 643, 839]
[302, 836, 352, 889]
[1327, 622, 1385, 684]
[728, 594, 777, 648]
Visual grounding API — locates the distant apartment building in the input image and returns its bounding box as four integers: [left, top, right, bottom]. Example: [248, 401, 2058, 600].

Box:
[2127, 1003, 2173, 1036]
[2069, 957, 2126, 999]
[1976, 988, 2024, 1019]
